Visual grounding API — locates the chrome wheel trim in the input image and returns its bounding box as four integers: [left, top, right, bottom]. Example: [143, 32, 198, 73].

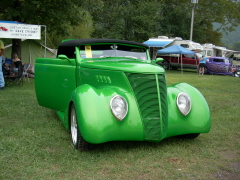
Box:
[70, 107, 78, 145]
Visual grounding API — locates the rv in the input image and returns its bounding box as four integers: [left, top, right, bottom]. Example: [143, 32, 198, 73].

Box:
[143, 36, 204, 59]
[143, 36, 203, 70]
[201, 43, 228, 57]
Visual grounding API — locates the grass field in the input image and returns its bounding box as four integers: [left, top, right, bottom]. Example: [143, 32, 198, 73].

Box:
[1, 70, 239, 180]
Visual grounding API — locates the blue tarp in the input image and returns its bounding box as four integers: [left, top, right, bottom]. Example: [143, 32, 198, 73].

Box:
[143, 39, 174, 47]
[157, 45, 195, 54]
[0, 20, 24, 24]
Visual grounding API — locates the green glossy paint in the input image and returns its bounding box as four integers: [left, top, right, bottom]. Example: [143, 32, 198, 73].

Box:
[35, 39, 211, 144]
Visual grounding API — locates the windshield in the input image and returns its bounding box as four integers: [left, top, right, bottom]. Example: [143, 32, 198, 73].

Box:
[79, 44, 147, 61]
[196, 53, 202, 58]
[225, 58, 230, 64]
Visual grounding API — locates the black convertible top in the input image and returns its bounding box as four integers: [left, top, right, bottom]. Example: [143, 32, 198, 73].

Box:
[57, 39, 149, 58]
[59, 39, 149, 48]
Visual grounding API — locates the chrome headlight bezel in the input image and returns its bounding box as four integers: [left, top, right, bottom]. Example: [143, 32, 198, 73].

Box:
[176, 92, 191, 116]
[110, 95, 128, 121]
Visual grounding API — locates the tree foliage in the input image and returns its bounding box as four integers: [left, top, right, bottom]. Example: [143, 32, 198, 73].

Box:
[81, 0, 163, 42]
[1, 0, 240, 55]
[231, 41, 240, 51]
[193, 0, 240, 45]
[159, 0, 240, 45]
[0, 0, 88, 56]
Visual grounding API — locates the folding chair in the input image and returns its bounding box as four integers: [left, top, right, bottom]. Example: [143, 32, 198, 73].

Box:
[23, 63, 31, 83]
[4, 64, 24, 87]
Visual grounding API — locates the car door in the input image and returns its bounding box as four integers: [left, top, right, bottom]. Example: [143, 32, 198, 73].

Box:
[35, 57, 77, 111]
[207, 58, 228, 73]
[182, 54, 198, 69]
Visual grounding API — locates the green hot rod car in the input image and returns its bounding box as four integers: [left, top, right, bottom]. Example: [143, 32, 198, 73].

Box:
[35, 39, 211, 151]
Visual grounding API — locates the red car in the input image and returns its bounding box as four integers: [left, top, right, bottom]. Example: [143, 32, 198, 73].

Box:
[0, 27, 8, 31]
[157, 53, 200, 70]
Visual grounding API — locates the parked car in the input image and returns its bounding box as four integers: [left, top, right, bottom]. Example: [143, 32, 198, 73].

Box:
[157, 53, 200, 70]
[35, 39, 211, 151]
[205, 56, 240, 77]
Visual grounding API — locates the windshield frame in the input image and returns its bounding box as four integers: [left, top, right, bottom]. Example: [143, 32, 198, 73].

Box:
[78, 43, 148, 62]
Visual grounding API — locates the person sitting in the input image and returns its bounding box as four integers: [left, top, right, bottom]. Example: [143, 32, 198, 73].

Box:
[12, 53, 22, 74]
[0, 56, 12, 76]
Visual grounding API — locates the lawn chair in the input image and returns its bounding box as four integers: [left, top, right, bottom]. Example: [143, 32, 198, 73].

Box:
[23, 63, 31, 83]
[4, 63, 24, 87]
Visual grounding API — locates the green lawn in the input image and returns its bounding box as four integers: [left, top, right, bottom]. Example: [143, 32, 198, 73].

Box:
[1, 71, 239, 180]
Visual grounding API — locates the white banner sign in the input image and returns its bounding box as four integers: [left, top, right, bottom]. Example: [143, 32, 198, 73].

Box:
[0, 23, 41, 39]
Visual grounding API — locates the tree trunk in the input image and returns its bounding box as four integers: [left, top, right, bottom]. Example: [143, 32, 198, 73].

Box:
[11, 0, 22, 59]
[11, 39, 21, 59]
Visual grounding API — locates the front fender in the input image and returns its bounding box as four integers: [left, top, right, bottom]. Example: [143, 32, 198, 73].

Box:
[71, 84, 144, 144]
[166, 83, 211, 138]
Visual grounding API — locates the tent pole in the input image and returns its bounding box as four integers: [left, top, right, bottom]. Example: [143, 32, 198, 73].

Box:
[44, 25, 46, 57]
[181, 54, 183, 74]
[29, 40, 31, 63]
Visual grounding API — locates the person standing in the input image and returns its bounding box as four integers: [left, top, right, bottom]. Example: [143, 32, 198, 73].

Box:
[0, 39, 5, 90]
[199, 55, 208, 75]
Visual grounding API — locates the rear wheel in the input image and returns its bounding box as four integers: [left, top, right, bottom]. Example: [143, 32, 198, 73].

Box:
[159, 60, 170, 70]
[203, 67, 208, 74]
[70, 104, 92, 151]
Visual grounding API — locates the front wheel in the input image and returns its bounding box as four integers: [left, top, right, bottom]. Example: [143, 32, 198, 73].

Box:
[70, 104, 93, 151]
[234, 71, 240, 77]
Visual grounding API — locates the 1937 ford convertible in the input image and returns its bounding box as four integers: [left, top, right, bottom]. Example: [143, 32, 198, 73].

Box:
[35, 39, 211, 151]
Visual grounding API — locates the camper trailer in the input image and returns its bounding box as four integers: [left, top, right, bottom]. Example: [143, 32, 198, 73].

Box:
[143, 36, 204, 59]
[143, 36, 203, 70]
[201, 43, 228, 57]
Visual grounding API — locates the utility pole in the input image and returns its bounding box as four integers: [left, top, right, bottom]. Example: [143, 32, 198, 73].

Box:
[190, 0, 198, 41]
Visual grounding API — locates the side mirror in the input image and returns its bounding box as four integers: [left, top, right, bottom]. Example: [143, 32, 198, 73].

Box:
[155, 58, 164, 63]
[58, 54, 71, 62]
[58, 54, 68, 59]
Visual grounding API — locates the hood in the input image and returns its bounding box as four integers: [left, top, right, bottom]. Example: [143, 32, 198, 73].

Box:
[80, 59, 165, 74]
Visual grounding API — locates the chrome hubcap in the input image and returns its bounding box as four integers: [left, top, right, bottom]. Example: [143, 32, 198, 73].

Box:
[71, 108, 77, 145]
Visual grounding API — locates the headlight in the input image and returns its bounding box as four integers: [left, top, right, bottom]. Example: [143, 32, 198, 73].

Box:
[110, 95, 128, 121]
[176, 92, 191, 116]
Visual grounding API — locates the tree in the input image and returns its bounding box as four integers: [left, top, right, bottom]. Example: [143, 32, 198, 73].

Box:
[81, 0, 163, 42]
[0, 0, 87, 57]
[193, 0, 240, 45]
[159, 0, 192, 39]
[159, 0, 240, 45]
[45, 12, 94, 49]
[232, 41, 240, 51]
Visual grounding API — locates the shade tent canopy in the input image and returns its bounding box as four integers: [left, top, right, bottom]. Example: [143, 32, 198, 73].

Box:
[157, 45, 195, 74]
[143, 39, 174, 47]
[157, 45, 195, 54]
[4, 39, 56, 64]
[0, 20, 24, 24]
